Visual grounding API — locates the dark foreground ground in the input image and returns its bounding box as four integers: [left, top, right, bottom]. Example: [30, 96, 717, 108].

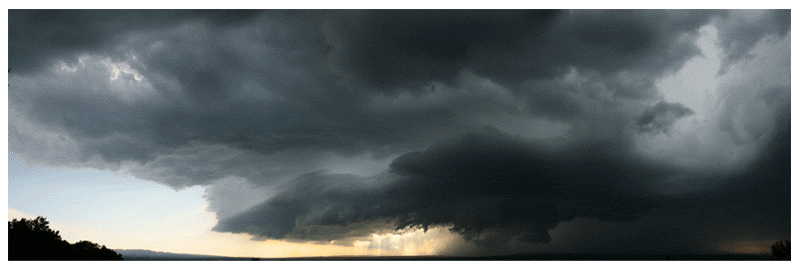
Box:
[117, 250, 778, 261]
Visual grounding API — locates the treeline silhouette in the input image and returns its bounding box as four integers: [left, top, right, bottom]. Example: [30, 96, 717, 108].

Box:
[8, 216, 123, 260]
[771, 239, 790, 260]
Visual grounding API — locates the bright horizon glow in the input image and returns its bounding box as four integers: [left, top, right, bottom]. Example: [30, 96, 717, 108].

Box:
[7, 154, 459, 258]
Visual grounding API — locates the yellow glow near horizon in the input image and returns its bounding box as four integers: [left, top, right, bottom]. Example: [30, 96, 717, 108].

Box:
[7, 164, 402, 258]
[358, 225, 465, 256]
[9, 206, 377, 258]
[715, 239, 775, 255]
[9, 206, 469, 258]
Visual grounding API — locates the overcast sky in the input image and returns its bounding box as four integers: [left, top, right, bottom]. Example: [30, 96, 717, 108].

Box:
[7, 9, 792, 257]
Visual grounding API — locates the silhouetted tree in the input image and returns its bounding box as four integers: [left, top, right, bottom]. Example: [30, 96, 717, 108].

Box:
[9, 216, 70, 260]
[770, 239, 790, 260]
[8, 216, 123, 260]
[70, 240, 123, 260]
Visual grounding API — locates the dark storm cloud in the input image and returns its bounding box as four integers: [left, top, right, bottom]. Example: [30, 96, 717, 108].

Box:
[214, 172, 397, 241]
[13, 10, 515, 170]
[217, 103, 790, 248]
[323, 10, 723, 99]
[636, 101, 694, 133]
[459, 122, 790, 255]
[8, 9, 725, 168]
[215, 127, 678, 244]
[8, 10, 271, 75]
[8, 9, 790, 253]
[9, 9, 345, 164]
[637, 105, 790, 254]
[322, 10, 561, 91]
[518, 77, 585, 120]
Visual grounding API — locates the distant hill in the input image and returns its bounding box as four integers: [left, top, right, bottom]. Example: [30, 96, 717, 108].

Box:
[115, 249, 256, 260]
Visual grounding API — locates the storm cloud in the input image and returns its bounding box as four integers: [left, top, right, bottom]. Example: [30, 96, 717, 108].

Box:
[8, 10, 790, 255]
[216, 127, 669, 244]
[636, 101, 694, 133]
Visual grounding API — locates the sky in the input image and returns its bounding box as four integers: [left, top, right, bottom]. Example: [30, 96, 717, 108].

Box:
[4, 8, 794, 258]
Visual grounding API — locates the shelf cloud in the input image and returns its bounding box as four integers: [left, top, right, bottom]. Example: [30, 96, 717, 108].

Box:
[9, 9, 790, 255]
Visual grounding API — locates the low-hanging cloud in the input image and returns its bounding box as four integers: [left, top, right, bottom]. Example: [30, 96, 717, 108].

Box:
[215, 127, 686, 245]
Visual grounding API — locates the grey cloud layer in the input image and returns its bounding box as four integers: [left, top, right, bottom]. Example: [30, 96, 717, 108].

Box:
[216, 127, 667, 244]
[215, 104, 789, 248]
[324, 10, 721, 97]
[8, 10, 790, 253]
